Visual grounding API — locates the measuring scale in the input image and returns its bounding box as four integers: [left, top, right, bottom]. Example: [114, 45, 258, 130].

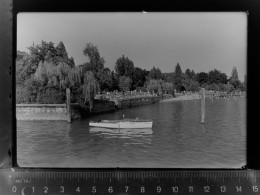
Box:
[0, 169, 260, 194]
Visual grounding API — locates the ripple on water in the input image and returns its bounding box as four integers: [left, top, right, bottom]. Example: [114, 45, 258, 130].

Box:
[17, 98, 246, 168]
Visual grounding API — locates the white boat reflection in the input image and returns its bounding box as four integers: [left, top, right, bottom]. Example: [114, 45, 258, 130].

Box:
[89, 127, 153, 137]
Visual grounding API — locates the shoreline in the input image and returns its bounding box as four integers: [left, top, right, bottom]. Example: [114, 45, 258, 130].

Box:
[160, 94, 200, 102]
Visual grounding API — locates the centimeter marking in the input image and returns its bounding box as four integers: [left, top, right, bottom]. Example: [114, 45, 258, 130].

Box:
[10, 170, 260, 182]
[11, 170, 259, 181]
[1, 169, 259, 195]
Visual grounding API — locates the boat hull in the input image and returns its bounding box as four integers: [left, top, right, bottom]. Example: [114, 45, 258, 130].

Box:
[89, 127, 153, 135]
[89, 121, 153, 129]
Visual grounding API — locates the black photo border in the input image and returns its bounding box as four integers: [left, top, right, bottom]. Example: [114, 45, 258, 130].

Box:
[0, 0, 259, 170]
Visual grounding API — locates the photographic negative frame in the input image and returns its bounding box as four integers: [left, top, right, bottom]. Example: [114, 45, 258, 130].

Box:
[0, 0, 260, 170]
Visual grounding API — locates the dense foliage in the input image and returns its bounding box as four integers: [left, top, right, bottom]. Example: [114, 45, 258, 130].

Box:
[17, 40, 246, 104]
[17, 41, 99, 106]
[82, 71, 100, 111]
[173, 63, 184, 91]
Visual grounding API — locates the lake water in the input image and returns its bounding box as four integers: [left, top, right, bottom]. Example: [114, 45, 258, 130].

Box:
[17, 97, 246, 168]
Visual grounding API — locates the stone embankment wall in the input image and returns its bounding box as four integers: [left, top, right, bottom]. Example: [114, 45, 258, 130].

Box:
[16, 96, 161, 120]
[111, 96, 161, 109]
[16, 104, 81, 120]
[91, 100, 116, 113]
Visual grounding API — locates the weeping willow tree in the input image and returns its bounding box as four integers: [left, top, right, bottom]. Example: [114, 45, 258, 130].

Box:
[34, 62, 99, 109]
[34, 62, 81, 89]
[82, 71, 100, 111]
[34, 61, 81, 103]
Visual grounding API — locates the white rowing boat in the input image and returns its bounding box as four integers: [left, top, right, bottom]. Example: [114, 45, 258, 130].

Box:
[89, 119, 153, 129]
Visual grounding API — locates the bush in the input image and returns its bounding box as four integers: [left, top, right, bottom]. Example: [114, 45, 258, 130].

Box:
[146, 79, 162, 93]
[118, 76, 132, 92]
[184, 80, 200, 92]
[161, 82, 175, 94]
[16, 86, 37, 104]
[206, 83, 220, 91]
[36, 88, 65, 104]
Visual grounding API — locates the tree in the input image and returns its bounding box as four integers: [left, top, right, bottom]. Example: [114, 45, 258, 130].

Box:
[16, 41, 86, 104]
[183, 77, 200, 91]
[132, 67, 148, 89]
[230, 66, 239, 80]
[32, 61, 81, 103]
[17, 41, 79, 104]
[111, 71, 119, 91]
[51, 41, 75, 66]
[16, 78, 41, 103]
[220, 73, 228, 84]
[161, 82, 174, 94]
[173, 63, 184, 92]
[190, 70, 197, 80]
[163, 72, 175, 83]
[185, 68, 191, 78]
[188, 81, 200, 91]
[208, 69, 228, 84]
[16, 43, 49, 82]
[17, 51, 28, 61]
[82, 71, 100, 111]
[16, 55, 37, 86]
[229, 66, 240, 89]
[118, 76, 132, 92]
[82, 43, 105, 73]
[96, 68, 113, 92]
[34, 62, 81, 89]
[148, 67, 163, 80]
[243, 74, 247, 91]
[27, 41, 56, 64]
[56, 41, 68, 58]
[22, 41, 75, 78]
[206, 83, 220, 91]
[147, 79, 162, 93]
[222, 83, 235, 93]
[196, 72, 209, 85]
[115, 55, 135, 77]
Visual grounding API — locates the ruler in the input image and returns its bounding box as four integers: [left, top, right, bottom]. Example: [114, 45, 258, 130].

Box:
[0, 169, 259, 195]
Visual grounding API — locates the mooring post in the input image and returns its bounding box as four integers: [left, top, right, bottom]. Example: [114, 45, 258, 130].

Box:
[66, 88, 71, 123]
[201, 88, 205, 124]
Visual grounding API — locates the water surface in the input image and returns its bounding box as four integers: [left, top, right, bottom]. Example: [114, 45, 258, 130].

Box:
[17, 97, 246, 168]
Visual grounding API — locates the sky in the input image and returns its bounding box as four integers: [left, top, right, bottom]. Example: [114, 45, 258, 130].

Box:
[17, 12, 247, 81]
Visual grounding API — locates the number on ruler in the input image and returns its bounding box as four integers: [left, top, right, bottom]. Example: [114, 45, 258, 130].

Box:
[220, 186, 226, 193]
[189, 186, 194, 192]
[204, 186, 210, 193]
[108, 186, 113, 193]
[12, 186, 17, 193]
[172, 186, 178, 193]
[60, 186, 64, 193]
[125, 186, 129, 193]
[44, 186, 48, 194]
[157, 186, 161, 193]
[252, 186, 258, 192]
[141, 186, 145, 193]
[236, 186, 242, 192]
[92, 186, 96, 193]
[76, 187, 80, 192]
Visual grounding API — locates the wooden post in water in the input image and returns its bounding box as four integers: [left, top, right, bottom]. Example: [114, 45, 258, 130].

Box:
[201, 88, 205, 124]
[66, 88, 71, 123]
